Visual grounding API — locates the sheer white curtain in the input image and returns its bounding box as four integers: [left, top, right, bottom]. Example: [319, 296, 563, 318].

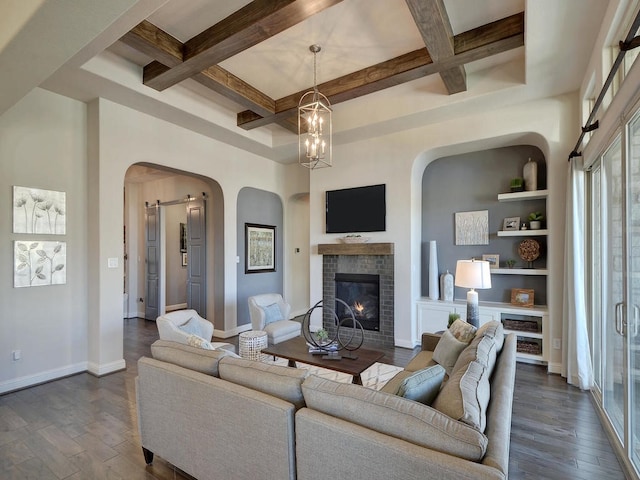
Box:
[562, 157, 593, 389]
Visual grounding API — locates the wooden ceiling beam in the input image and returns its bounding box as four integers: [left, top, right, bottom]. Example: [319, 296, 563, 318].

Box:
[237, 12, 524, 130]
[142, 0, 344, 91]
[405, 0, 466, 94]
[121, 21, 277, 120]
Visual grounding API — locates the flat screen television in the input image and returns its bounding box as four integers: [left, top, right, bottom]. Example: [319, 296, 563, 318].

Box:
[325, 184, 386, 233]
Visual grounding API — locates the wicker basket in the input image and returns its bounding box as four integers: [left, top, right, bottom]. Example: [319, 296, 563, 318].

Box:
[503, 319, 539, 333]
[516, 338, 542, 355]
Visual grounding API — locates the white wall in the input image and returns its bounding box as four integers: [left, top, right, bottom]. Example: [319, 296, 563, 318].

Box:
[89, 97, 297, 371]
[309, 93, 577, 371]
[0, 89, 89, 392]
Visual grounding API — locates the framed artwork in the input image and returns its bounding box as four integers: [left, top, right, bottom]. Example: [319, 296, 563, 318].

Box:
[182, 252, 188, 267]
[511, 288, 534, 307]
[482, 254, 500, 269]
[245, 223, 276, 273]
[180, 223, 187, 252]
[14, 240, 66, 288]
[454, 210, 489, 245]
[503, 216, 520, 231]
[13, 186, 66, 234]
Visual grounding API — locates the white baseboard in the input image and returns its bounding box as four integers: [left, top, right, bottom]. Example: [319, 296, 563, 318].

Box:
[547, 362, 562, 374]
[166, 303, 187, 312]
[87, 359, 126, 377]
[394, 338, 416, 349]
[0, 362, 88, 394]
[214, 323, 252, 339]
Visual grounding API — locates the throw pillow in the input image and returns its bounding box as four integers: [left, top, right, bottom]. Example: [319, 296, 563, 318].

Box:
[448, 319, 477, 343]
[262, 303, 284, 325]
[186, 334, 214, 350]
[178, 317, 203, 337]
[432, 329, 469, 376]
[396, 364, 446, 405]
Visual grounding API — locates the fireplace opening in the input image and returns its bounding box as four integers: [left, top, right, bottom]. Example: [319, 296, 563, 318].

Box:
[335, 273, 380, 331]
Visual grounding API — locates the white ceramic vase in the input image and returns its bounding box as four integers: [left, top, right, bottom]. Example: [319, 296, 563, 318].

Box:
[523, 158, 538, 191]
[440, 270, 454, 302]
[428, 240, 439, 300]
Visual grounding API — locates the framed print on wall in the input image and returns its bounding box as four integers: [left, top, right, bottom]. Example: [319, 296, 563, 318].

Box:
[13, 186, 66, 234]
[245, 223, 276, 273]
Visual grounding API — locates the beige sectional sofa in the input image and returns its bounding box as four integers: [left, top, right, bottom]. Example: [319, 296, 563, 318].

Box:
[136, 322, 516, 480]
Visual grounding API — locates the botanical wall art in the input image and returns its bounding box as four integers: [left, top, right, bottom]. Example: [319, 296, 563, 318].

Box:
[14, 240, 67, 288]
[455, 210, 489, 245]
[13, 186, 66, 234]
[245, 223, 276, 273]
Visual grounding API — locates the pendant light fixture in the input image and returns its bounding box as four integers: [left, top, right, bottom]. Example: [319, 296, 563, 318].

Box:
[298, 45, 332, 169]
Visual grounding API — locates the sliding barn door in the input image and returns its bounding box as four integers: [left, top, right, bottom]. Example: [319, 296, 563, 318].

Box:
[186, 198, 206, 318]
[144, 203, 161, 320]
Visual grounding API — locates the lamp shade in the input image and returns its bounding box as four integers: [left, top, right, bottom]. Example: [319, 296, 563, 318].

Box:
[455, 260, 492, 289]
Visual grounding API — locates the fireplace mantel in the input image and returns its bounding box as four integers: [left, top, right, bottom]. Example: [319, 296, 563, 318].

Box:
[317, 242, 394, 255]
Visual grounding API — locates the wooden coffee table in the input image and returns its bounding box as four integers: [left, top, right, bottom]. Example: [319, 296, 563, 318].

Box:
[261, 337, 384, 385]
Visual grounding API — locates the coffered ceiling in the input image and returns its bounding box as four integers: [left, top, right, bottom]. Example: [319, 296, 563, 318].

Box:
[1, 0, 612, 163]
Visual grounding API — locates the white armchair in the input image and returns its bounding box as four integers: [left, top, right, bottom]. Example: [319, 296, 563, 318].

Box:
[248, 294, 301, 345]
[156, 309, 235, 352]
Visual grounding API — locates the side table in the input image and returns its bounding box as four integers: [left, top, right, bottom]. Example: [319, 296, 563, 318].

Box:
[239, 330, 268, 361]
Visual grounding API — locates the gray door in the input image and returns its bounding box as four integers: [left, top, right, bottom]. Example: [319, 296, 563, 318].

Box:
[144, 203, 160, 320]
[186, 198, 206, 317]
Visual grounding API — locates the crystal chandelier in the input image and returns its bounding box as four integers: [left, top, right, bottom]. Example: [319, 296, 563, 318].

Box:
[298, 45, 332, 169]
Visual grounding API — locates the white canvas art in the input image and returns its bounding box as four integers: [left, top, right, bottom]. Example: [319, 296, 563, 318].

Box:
[14, 241, 67, 288]
[455, 210, 489, 245]
[13, 186, 66, 234]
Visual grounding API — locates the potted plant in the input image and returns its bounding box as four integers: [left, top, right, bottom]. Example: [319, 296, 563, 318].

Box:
[506, 259, 516, 269]
[510, 178, 524, 192]
[528, 212, 544, 230]
[314, 328, 329, 345]
[448, 312, 460, 328]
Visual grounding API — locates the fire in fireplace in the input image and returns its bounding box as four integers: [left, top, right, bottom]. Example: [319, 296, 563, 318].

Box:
[334, 273, 380, 331]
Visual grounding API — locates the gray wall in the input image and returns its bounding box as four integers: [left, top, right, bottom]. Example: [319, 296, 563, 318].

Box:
[236, 187, 284, 326]
[421, 145, 547, 305]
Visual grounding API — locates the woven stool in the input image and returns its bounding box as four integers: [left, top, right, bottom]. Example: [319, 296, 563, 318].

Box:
[239, 330, 268, 361]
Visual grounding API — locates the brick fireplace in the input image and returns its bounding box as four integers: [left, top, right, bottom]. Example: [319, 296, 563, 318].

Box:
[319, 243, 394, 348]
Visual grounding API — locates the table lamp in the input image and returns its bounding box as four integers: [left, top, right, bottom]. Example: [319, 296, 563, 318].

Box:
[455, 259, 492, 328]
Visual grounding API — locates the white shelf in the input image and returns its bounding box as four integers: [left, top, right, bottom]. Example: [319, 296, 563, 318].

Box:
[515, 352, 545, 362]
[492, 268, 548, 275]
[497, 229, 548, 237]
[505, 329, 543, 339]
[497, 189, 549, 202]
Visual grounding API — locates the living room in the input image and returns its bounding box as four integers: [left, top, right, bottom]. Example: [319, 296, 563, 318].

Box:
[1, 0, 639, 478]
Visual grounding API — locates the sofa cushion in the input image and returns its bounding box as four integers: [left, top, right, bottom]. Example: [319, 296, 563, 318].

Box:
[219, 356, 307, 409]
[452, 334, 497, 376]
[150, 339, 238, 376]
[301, 375, 488, 461]
[475, 320, 505, 352]
[432, 360, 491, 432]
[403, 350, 436, 373]
[449, 319, 477, 343]
[432, 329, 469, 375]
[263, 303, 284, 325]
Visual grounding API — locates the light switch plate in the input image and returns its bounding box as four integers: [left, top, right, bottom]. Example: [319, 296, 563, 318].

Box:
[108, 257, 118, 268]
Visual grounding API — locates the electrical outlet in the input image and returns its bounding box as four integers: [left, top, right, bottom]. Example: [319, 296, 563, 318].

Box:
[553, 338, 561, 349]
[12, 350, 21, 361]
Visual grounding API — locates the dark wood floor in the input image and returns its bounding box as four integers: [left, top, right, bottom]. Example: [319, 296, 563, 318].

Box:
[0, 318, 627, 479]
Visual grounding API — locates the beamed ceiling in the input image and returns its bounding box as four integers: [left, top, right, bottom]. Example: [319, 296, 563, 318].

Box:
[1, 0, 612, 163]
[117, 0, 524, 134]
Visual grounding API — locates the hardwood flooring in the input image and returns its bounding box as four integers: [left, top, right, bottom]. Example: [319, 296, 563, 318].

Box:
[0, 318, 627, 479]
